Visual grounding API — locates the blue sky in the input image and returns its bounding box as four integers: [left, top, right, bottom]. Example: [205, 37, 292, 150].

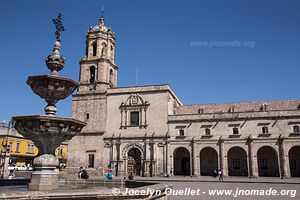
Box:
[0, 0, 299, 122]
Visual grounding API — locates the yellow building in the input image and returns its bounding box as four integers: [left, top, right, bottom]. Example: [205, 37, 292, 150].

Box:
[0, 122, 68, 167]
[55, 142, 68, 164]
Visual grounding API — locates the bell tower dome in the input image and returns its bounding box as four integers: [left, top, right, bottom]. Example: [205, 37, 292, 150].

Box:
[78, 14, 117, 92]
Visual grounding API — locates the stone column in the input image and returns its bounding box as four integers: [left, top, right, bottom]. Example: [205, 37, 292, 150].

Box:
[120, 108, 124, 127]
[124, 158, 128, 177]
[110, 141, 114, 165]
[143, 139, 149, 177]
[165, 141, 169, 174]
[247, 137, 253, 178]
[139, 108, 143, 126]
[218, 138, 227, 176]
[277, 137, 284, 178]
[124, 109, 128, 126]
[190, 139, 197, 177]
[283, 141, 291, 178]
[193, 141, 199, 177]
[160, 142, 166, 173]
[169, 144, 173, 176]
[149, 140, 155, 177]
[251, 143, 259, 177]
[144, 108, 148, 126]
[115, 141, 121, 176]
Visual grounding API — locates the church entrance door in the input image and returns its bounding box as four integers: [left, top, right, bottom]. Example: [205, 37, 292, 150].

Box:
[127, 148, 142, 176]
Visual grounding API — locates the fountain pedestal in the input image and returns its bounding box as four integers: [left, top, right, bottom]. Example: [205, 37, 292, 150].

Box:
[29, 154, 59, 190]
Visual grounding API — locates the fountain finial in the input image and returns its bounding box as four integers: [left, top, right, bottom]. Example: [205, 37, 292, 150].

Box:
[46, 13, 66, 76]
[52, 13, 65, 42]
[46, 40, 65, 76]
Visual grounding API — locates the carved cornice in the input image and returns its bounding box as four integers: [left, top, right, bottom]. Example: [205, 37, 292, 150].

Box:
[104, 136, 169, 141]
[80, 57, 118, 69]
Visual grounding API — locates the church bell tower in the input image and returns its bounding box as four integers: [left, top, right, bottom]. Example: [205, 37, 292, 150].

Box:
[72, 13, 118, 134]
[68, 13, 117, 173]
[78, 15, 117, 92]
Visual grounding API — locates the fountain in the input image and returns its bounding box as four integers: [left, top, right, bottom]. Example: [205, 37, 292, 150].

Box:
[12, 13, 86, 191]
[2, 14, 171, 199]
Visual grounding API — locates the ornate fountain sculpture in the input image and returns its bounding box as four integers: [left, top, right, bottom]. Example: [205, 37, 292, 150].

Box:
[12, 13, 86, 191]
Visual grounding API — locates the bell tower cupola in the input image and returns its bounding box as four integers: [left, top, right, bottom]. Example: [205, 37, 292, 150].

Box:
[78, 12, 117, 92]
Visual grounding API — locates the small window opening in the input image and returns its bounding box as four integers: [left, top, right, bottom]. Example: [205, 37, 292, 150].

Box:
[179, 129, 185, 137]
[233, 127, 239, 135]
[88, 154, 95, 168]
[262, 126, 269, 134]
[293, 125, 300, 133]
[205, 128, 211, 136]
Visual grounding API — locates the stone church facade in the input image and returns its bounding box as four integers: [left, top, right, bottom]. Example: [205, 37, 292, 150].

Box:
[67, 15, 300, 178]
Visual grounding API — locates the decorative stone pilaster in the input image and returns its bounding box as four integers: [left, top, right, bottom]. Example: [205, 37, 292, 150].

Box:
[143, 139, 150, 177]
[149, 140, 155, 176]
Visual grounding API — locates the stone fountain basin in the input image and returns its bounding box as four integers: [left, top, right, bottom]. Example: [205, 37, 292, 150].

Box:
[26, 75, 79, 102]
[12, 115, 86, 155]
[0, 180, 171, 200]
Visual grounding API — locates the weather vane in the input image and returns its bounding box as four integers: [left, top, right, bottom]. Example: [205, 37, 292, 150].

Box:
[52, 13, 65, 42]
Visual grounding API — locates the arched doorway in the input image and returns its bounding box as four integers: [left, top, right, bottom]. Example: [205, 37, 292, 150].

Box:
[289, 146, 300, 177]
[200, 147, 218, 176]
[257, 146, 279, 177]
[173, 147, 190, 176]
[227, 147, 248, 176]
[127, 148, 142, 176]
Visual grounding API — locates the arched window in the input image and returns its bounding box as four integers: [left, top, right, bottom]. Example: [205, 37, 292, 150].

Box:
[89, 66, 96, 83]
[92, 41, 97, 56]
[109, 69, 113, 84]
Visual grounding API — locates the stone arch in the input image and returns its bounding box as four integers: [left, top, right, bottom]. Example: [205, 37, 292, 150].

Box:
[200, 147, 218, 176]
[127, 147, 142, 176]
[289, 146, 300, 177]
[121, 142, 144, 159]
[173, 147, 190, 176]
[227, 146, 248, 176]
[92, 41, 97, 56]
[89, 65, 96, 83]
[257, 146, 279, 177]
